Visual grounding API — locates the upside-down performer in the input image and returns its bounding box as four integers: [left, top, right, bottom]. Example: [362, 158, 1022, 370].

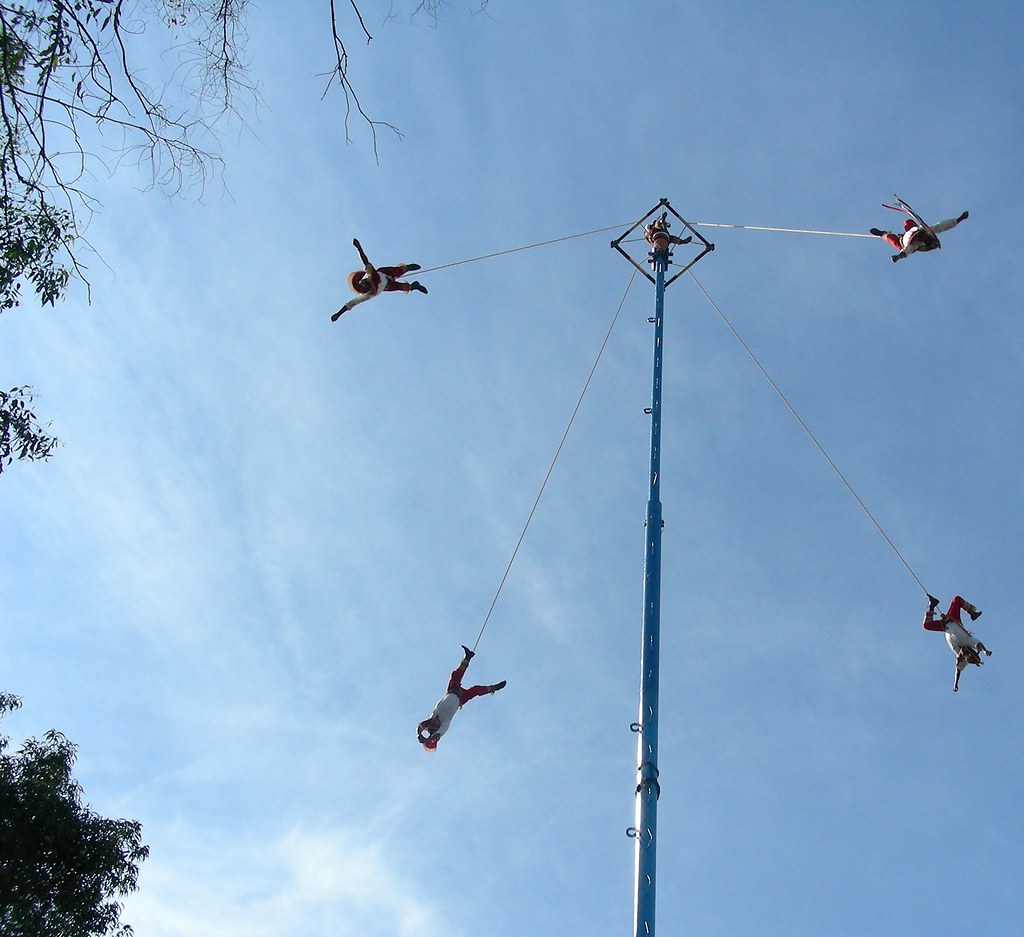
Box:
[331, 238, 428, 321]
[869, 197, 968, 262]
[922, 594, 991, 692]
[417, 646, 506, 751]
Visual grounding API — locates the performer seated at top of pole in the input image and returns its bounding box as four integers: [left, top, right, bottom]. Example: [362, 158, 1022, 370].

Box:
[416, 646, 506, 752]
[643, 212, 691, 258]
[922, 594, 991, 693]
[331, 238, 428, 321]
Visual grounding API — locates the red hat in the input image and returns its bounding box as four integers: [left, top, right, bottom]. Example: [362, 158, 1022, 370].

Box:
[903, 219, 917, 231]
[348, 271, 371, 293]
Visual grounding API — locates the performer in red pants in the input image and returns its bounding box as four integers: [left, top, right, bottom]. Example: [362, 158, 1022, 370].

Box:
[332, 238, 428, 320]
[869, 211, 968, 262]
[922, 594, 991, 692]
[417, 647, 506, 751]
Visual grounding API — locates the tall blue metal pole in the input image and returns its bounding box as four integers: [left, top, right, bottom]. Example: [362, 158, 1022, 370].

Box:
[633, 248, 668, 937]
[613, 200, 711, 937]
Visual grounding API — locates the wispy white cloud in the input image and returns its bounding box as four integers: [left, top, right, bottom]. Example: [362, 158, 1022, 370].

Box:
[122, 824, 457, 937]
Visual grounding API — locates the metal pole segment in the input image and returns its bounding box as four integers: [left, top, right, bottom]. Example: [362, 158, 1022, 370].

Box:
[613, 198, 712, 937]
[633, 250, 668, 937]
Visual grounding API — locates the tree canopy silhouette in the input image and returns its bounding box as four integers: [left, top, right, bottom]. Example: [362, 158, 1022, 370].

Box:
[0, 692, 149, 936]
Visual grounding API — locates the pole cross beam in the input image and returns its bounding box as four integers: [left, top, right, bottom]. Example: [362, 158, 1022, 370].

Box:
[612, 198, 713, 937]
[611, 197, 715, 286]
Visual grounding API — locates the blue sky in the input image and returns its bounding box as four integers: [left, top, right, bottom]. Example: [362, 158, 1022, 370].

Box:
[2, 2, 1022, 935]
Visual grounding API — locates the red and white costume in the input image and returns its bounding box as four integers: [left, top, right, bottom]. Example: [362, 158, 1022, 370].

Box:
[922, 595, 990, 691]
[339, 264, 418, 314]
[417, 659, 500, 752]
[877, 215, 966, 259]
[643, 218, 686, 255]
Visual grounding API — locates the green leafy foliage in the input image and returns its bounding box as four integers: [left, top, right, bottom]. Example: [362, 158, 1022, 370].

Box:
[1, 1, 95, 310]
[0, 384, 59, 472]
[0, 693, 149, 937]
[1, 195, 72, 309]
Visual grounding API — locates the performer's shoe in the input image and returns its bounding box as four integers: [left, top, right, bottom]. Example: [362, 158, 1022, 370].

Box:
[968, 608, 982, 621]
[927, 594, 940, 612]
[410, 281, 428, 294]
[461, 645, 475, 661]
[405, 263, 421, 272]
[957, 211, 969, 223]
[489, 680, 507, 693]
[869, 228, 885, 237]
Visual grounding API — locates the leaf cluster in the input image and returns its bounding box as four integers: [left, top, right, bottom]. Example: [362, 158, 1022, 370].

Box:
[1, 189, 72, 307]
[0, 384, 59, 471]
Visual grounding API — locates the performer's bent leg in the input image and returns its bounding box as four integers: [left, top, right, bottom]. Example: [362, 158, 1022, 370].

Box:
[378, 265, 413, 290]
[446, 662, 469, 695]
[946, 595, 980, 623]
[457, 684, 494, 704]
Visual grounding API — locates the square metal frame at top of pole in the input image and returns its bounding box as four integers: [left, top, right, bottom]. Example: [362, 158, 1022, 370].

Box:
[611, 197, 715, 285]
